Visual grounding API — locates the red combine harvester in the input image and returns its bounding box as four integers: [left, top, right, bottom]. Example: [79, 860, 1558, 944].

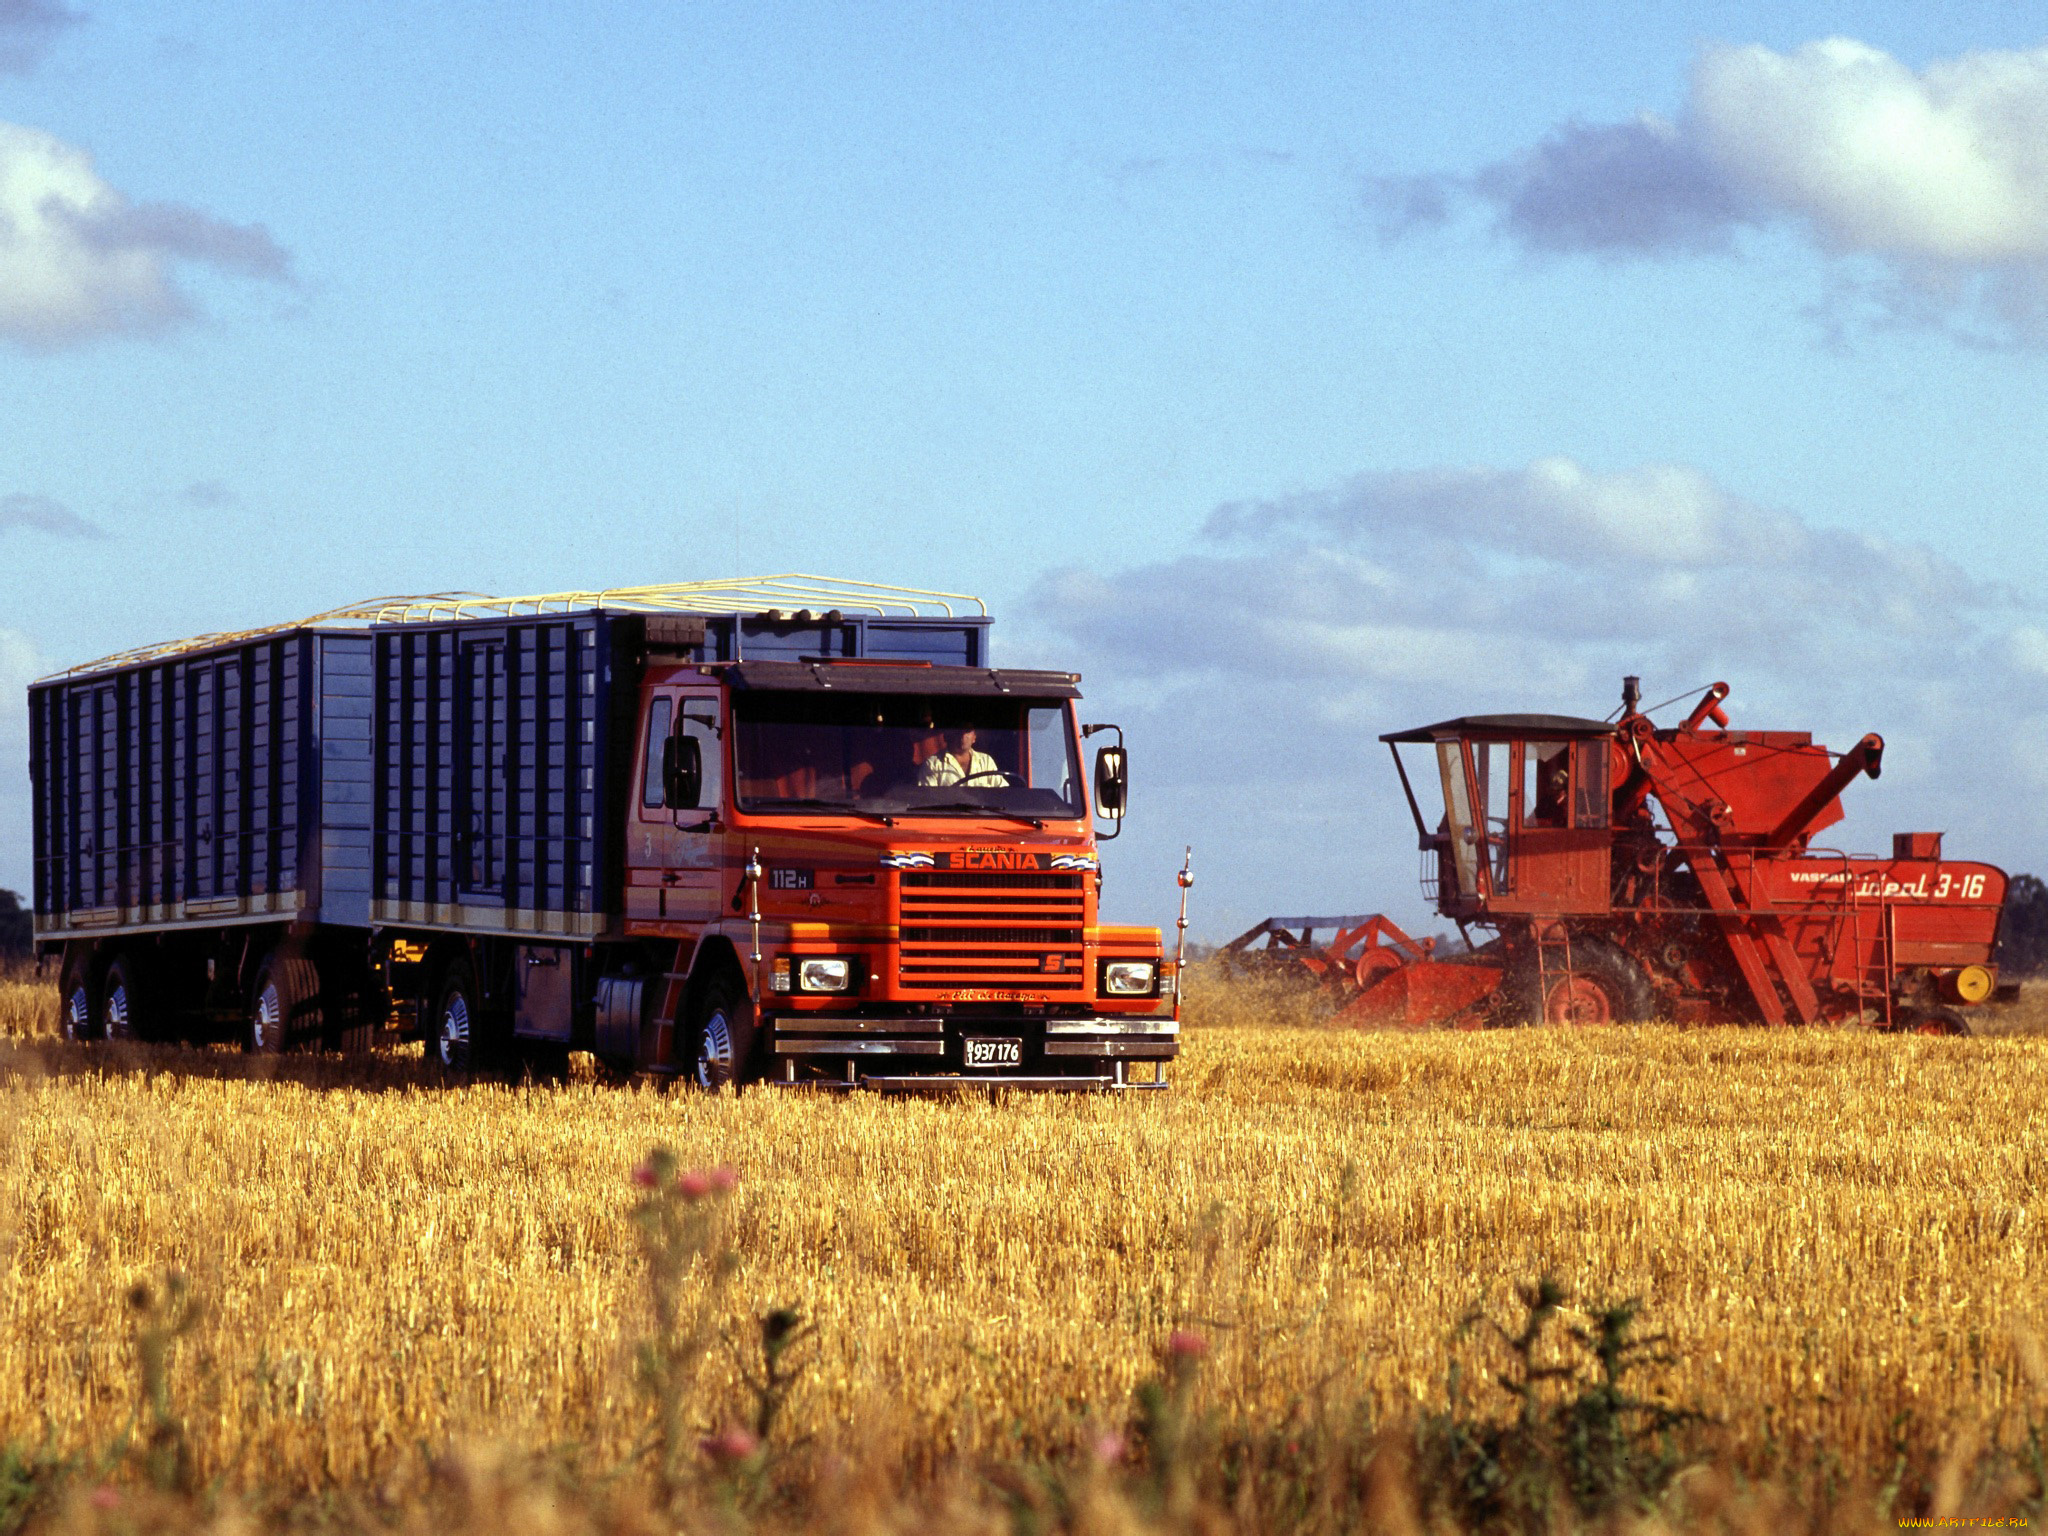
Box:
[1222, 678, 2010, 1032]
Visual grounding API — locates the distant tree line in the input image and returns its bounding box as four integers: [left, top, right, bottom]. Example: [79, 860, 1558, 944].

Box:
[1997, 873, 2048, 978]
[0, 890, 28, 958]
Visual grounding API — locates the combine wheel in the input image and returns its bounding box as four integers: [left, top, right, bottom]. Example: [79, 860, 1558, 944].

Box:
[1507, 938, 1655, 1027]
[247, 952, 321, 1054]
[99, 953, 150, 1041]
[1897, 1006, 1971, 1037]
[688, 969, 757, 1091]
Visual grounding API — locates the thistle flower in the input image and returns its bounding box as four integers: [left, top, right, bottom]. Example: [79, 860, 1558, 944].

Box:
[700, 1425, 760, 1463]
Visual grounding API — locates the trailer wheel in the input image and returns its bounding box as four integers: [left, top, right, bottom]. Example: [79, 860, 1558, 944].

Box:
[247, 953, 321, 1054]
[431, 960, 504, 1073]
[688, 969, 757, 1091]
[99, 953, 148, 1041]
[60, 963, 96, 1043]
[431, 962, 483, 1073]
[1507, 937, 1655, 1027]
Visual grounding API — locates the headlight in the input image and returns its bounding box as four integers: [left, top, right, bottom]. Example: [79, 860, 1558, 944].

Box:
[1101, 960, 1158, 996]
[796, 957, 854, 993]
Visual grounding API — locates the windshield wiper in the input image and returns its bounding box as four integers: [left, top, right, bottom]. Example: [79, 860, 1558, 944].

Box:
[745, 797, 894, 826]
[921, 800, 1047, 829]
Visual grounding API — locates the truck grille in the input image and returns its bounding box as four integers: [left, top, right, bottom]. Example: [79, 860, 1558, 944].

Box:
[898, 872, 1088, 991]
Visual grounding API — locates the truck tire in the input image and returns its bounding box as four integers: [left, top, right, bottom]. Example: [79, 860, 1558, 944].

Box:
[688, 969, 757, 1091]
[248, 952, 321, 1054]
[432, 961, 484, 1073]
[60, 953, 96, 1043]
[99, 953, 149, 1042]
[1506, 936, 1655, 1027]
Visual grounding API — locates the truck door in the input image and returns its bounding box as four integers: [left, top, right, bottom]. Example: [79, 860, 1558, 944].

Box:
[664, 689, 725, 922]
[626, 684, 726, 925]
[626, 686, 680, 924]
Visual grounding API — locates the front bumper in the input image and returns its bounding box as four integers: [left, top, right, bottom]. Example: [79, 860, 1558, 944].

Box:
[763, 1014, 1178, 1091]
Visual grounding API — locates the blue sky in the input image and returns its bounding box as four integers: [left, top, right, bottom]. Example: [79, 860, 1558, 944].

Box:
[4, 2, 2047, 937]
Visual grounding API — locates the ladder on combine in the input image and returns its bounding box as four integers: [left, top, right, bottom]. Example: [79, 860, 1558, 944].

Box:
[1834, 867, 1897, 1028]
[1531, 920, 1577, 1023]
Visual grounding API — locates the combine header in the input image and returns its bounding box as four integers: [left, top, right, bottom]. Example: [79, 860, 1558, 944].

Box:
[1224, 678, 2008, 1032]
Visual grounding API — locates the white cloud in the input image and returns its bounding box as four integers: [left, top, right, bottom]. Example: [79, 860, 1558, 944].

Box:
[1208, 458, 1807, 569]
[0, 121, 290, 349]
[1693, 39, 2048, 267]
[1019, 460, 2043, 938]
[1385, 38, 2048, 342]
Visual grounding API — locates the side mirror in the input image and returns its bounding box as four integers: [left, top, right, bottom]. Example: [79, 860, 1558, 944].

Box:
[1093, 744, 1127, 820]
[663, 733, 703, 810]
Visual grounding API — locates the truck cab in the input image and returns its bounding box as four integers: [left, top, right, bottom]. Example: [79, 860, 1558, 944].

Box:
[625, 657, 1176, 1088]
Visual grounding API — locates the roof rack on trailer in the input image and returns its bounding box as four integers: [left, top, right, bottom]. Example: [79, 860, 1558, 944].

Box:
[36, 573, 987, 682]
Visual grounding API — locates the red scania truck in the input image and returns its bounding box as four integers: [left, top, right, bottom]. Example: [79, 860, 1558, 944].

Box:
[30, 576, 1180, 1090]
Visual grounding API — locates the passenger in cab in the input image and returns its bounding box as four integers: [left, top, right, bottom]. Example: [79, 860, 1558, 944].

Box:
[918, 726, 1009, 787]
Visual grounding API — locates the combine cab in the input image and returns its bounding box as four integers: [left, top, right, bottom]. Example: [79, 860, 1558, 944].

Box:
[1232, 679, 2009, 1032]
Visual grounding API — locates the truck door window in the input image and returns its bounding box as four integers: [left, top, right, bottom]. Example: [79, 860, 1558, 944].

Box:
[678, 706, 723, 812]
[640, 697, 673, 809]
[1027, 705, 1075, 803]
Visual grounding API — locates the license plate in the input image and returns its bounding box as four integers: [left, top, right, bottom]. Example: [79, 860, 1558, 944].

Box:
[963, 1037, 1022, 1069]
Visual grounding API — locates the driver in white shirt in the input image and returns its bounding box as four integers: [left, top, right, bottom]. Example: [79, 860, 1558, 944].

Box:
[919, 726, 1009, 787]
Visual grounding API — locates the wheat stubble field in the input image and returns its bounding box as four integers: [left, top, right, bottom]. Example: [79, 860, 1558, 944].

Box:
[3, 969, 2048, 1524]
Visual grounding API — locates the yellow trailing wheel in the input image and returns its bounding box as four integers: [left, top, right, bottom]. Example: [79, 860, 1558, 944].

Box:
[1948, 966, 1994, 1005]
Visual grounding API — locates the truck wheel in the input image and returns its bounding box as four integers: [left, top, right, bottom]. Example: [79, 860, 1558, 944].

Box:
[688, 970, 757, 1090]
[61, 961, 97, 1043]
[433, 962, 483, 1073]
[99, 953, 148, 1042]
[1508, 937, 1654, 1026]
[248, 953, 321, 1054]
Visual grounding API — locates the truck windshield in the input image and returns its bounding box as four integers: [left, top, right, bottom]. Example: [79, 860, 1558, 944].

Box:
[732, 691, 1084, 819]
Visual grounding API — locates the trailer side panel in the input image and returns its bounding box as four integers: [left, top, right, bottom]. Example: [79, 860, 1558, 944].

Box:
[371, 613, 616, 938]
[32, 635, 319, 936]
